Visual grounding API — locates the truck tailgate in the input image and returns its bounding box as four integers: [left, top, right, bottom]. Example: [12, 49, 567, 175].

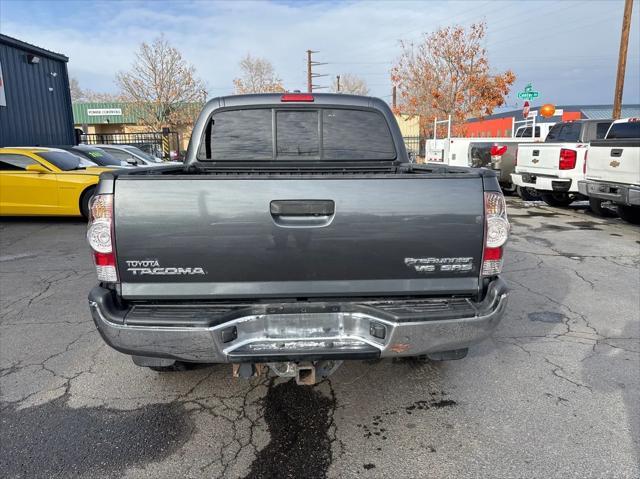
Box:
[517, 144, 564, 171]
[114, 176, 485, 299]
[587, 141, 640, 185]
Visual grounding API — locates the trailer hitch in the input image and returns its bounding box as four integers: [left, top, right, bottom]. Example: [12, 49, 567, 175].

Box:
[268, 360, 343, 385]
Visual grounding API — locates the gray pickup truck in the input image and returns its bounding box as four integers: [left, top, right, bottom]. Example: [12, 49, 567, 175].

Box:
[87, 93, 509, 384]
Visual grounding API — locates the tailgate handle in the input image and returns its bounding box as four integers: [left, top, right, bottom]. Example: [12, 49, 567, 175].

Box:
[532, 150, 539, 156]
[610, 148, 623, 157]
[270, 200, 335, 216]
[270, 200, 335, 228]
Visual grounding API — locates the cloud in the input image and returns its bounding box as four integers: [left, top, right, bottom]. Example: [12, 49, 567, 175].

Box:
[2, 0, 638, 104]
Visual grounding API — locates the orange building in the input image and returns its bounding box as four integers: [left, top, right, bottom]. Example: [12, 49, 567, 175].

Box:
[462, 104, 639, 138]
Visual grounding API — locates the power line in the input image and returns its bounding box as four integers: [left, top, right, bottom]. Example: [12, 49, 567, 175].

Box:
[339, 0, 497, 60]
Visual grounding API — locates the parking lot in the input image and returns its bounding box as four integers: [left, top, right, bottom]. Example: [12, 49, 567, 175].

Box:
[1, 197, 638, 479]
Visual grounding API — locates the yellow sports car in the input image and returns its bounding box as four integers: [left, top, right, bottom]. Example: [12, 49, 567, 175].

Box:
[0, 147, 113, 217]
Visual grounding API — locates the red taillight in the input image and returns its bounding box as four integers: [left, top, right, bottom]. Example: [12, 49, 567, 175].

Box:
[490, 145, 507, 156]
[559, 149, 577, 170]
[482, 192, 509, 276]
[583, 149, 588, 174]
[281, 93, 314, 102]
[93, 252, 114, 266]
[87, 194, 117, 282]
[483, 247, 502, 261]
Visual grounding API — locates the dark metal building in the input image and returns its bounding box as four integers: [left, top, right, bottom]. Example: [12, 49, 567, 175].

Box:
[0, 34, 75, 147]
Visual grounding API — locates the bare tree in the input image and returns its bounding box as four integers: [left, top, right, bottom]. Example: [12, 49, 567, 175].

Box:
[69, 77, 84, 102]
[233, 54, 285, 94]
[70, 77, 121, 102]
[116, 35, 207, 130]
[332, 73, 369, 95]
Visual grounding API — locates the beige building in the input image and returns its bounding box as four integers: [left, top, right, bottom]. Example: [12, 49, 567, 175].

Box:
[72, 102, 198, 152]
[394, 114, 420, 138]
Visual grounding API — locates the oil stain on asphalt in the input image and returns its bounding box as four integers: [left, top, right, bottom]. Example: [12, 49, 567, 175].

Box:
[244, 379, 335, 479]
[0, 394, 192, 477]
[357, 396, 457, 440]
[566, 221, 602, 231]
[355, 394, 457, 471]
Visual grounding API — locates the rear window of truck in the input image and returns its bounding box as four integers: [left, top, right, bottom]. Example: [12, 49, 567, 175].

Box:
[202, 108, 396, 161]
[606, 122, 640, 139]
[545, 122, 582, 142]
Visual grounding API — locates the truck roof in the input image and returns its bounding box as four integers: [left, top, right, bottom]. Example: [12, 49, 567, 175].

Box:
[610, 117, 639, 124]
[204, 92, 389, 110]
[556, 119, 611, 125]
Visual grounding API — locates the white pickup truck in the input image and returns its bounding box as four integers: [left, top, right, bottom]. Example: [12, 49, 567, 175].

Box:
[578, 118, 640, 224]
[425, 123, 554, 168]
[511, 120, 612, 206]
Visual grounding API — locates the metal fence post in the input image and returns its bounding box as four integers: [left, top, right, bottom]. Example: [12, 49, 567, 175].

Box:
[162, 127, 170, 161]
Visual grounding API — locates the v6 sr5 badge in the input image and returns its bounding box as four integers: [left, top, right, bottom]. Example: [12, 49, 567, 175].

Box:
[404, 257, 474, 273]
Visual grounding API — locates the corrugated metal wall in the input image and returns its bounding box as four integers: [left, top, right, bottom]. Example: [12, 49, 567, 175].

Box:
[0, 41, 75, 147]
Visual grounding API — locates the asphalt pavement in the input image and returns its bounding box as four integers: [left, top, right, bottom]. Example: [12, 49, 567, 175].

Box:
[1, 198, 639, 478]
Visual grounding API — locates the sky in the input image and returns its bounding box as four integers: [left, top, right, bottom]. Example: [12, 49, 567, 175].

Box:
[1, 0, 639, 111]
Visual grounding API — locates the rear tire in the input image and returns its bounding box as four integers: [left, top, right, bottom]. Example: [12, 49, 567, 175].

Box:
[617, 205, 640, 225]
[80, 186, 96, 219]
[541, 192, 574, 207]
[517, 186, 541, 201]
[589, 197, 616, 217]
[501, 183, 517, 195]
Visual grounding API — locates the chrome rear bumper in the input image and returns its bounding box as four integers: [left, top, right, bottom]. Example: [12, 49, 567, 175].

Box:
[89, 278, 508, 363]
[578, 180, 640, 206]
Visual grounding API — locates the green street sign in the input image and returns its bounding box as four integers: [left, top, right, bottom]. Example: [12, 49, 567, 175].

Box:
[517, 83, 539, 101]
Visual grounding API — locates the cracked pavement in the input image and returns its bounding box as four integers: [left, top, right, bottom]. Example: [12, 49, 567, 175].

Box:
[1, 198, 639, 478]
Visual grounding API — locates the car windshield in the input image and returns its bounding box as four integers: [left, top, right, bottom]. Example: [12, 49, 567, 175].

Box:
[36, 151, 88, 170]
[75, 147, 124, 167]
[124, 146, 160, 163]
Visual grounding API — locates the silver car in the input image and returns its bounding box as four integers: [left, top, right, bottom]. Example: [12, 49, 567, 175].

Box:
[89, 144, 179, 167]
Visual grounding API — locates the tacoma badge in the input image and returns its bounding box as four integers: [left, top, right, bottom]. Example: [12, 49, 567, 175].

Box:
[126, 260, 206, 276]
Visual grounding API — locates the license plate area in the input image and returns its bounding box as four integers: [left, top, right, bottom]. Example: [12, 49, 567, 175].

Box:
[215, 311, 388, 356]
[522, 173, 537, 183]
[599, 185, 619, 195]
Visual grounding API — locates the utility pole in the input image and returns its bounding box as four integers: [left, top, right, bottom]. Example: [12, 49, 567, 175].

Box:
[336, 75, 341, 93]
[306, 50, 328, 93]
[613, 0, 633, 119]
[392, 86, 397, 110]
[307, 50, 313, 93]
